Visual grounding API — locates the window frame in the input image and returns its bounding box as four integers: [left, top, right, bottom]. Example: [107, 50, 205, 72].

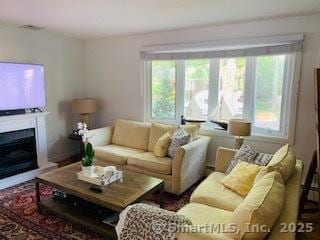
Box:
[144, 53, 300, 141]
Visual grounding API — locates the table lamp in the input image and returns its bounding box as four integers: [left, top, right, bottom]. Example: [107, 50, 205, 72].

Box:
[72, 98, 97, 129]
[228, 119, 251, 149]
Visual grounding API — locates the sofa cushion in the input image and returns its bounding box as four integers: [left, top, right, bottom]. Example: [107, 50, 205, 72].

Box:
[148, 123, 200, 152]
[220, 161, 262, 197]
[154, 132, 172, 157]
[178, 203, 233, 228]
[127, 152, 172, 175]
[95, 144, 145, 165]
[190, 172, 244, 211]
[148, 123, 177, 152]
[267, 161, 303, 240]
[181, 124, 200, 140]
[225, 171, 285, 240]
[111, 119, 150, 151]
[267, 144, 296, 182]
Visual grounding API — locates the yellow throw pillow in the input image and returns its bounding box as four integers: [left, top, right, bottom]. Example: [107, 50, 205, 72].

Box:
[154, 132, 172, 157]
[148, 123, 176, 152]
[267, 144, 296, 182]
[220, 161, 262, 197]
[224, 171, 285, 240]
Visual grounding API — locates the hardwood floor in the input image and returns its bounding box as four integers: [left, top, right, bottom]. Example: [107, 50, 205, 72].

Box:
[297, 201, 320, 240]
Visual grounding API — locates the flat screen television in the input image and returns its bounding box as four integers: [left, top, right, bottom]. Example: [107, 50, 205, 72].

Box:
[0, 62, 46, 112]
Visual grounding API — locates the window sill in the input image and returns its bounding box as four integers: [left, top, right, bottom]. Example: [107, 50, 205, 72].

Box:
[199, 126, 290, 145]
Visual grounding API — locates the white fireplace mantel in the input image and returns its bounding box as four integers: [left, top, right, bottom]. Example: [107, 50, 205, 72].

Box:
[0, 112, 57, 189]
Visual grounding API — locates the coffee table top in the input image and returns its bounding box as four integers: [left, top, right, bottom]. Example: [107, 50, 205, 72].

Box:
[36, 161, 164, 212]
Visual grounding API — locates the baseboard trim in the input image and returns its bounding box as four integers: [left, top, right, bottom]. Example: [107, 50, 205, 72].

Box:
[49, 150, 79, 163]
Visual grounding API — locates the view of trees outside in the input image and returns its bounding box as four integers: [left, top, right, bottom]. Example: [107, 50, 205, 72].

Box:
[150, 56, 286, 131]
[254, 55, 285, 131]
[218, 58, 246, 120]
[184, 59, 210, 120]
[151, 61, 176, 119]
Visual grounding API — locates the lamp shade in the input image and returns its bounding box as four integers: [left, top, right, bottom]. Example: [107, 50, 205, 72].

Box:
[72, 98, 97, 114]
[228, 119, 251, 137]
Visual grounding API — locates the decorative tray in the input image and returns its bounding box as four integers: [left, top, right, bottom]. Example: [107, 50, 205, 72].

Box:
[77, 166, 123, 187]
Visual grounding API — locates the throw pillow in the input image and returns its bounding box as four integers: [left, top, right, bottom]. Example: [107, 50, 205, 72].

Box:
[225, 145, 273, 174]
[225, 145, 258, 174]
[255, 152, 273, 166]
[254, 166, 275, 184]
[220, 161, 262, 197]
[167, 126, 191, 158]
[267, 144, 296, 182]
[224, 171, 285, 240]
[154, 132, 172, 157]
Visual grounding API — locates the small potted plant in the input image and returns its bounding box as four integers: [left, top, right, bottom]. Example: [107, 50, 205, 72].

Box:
[82, 142, 95, 176]
[77, 122, 95, 176]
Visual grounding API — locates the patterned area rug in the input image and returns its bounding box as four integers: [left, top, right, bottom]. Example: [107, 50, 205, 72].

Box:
[0, 180, 193, 240]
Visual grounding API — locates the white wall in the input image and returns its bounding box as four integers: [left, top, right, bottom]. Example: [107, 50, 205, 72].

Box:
[0, 25, 86, 162]
[85, 14, 320, 176]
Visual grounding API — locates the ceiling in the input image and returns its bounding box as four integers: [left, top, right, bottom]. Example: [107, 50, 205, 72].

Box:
[0, 0, 319, 39]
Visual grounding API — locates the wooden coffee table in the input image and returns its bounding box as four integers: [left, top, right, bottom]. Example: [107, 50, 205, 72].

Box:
[35, 161, 164, 239]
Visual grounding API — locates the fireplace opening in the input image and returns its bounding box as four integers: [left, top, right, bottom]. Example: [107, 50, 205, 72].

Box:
[0, 128, 38, 179]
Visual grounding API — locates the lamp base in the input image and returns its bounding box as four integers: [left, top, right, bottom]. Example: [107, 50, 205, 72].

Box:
[234, 137, 244, 149]
[80, 113, 91, 129]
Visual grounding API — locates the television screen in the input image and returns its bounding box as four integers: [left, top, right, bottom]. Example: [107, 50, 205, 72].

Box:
[0, 62, 46, 111]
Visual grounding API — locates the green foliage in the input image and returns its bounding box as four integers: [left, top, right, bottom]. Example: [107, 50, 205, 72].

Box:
[152, 61, 176, 119]
[255, 55, 285, 116]
[186, 59, 210, 81]
[82, 142, 95, 166]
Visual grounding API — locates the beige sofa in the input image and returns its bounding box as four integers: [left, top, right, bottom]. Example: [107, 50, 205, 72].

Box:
[87, 119, 210, 195]
[176, 147, 303, 240]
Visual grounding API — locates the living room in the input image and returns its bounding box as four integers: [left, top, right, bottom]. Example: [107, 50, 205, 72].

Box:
[0, 0, 319, 239]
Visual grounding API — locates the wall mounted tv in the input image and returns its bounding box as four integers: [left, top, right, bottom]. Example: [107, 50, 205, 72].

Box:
[0, 62, 46, 114]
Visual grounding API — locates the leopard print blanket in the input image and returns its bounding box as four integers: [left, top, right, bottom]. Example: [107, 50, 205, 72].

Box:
[116, 203, 191, 240]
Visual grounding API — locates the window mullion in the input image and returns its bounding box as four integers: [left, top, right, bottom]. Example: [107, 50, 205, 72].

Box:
[208, 59, 220, 117]
[243, 57, 256, 122]
[176, 60, 185, 124]
[145, 61, 152, 122]
[280, 55, 293, 137]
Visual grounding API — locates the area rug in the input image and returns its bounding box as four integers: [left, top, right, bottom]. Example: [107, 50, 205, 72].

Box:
[0, 180, 193, 240]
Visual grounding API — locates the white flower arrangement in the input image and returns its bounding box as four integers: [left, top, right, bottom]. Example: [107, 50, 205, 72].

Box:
[77, 122, 89, 142]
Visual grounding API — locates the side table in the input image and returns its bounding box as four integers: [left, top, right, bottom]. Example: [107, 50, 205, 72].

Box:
[68, 133, 85, 158]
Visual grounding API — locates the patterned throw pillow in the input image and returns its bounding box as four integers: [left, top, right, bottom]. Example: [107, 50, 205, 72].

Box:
[167, 126, 191, 158]
[255, 153, 273, 166]
[225, 145, 258, 174]
[225, 145, 273, 174]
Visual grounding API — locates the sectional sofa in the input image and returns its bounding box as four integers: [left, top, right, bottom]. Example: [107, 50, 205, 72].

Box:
[176, 147, 303, 240]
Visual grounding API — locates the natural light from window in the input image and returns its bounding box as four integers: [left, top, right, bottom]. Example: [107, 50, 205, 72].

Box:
[146, 53, 296, 138]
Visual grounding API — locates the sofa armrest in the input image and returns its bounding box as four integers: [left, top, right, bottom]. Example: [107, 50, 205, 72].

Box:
[172, 136, 210, 194]
[215, 147, 237, 173]
[87, 126, 114, 148]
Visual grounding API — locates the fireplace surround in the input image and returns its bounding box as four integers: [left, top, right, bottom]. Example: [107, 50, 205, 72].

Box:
[0, 112, 56, 189]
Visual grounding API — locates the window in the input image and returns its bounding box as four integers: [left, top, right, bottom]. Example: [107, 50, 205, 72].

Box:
[184, 59, 210, 120]
[218, 58, 246, 120]
[146, 53, 296, 138]
[151, 61, 176, 119]
[144, 35, 302, 139]
[253, 55, 286, 134]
